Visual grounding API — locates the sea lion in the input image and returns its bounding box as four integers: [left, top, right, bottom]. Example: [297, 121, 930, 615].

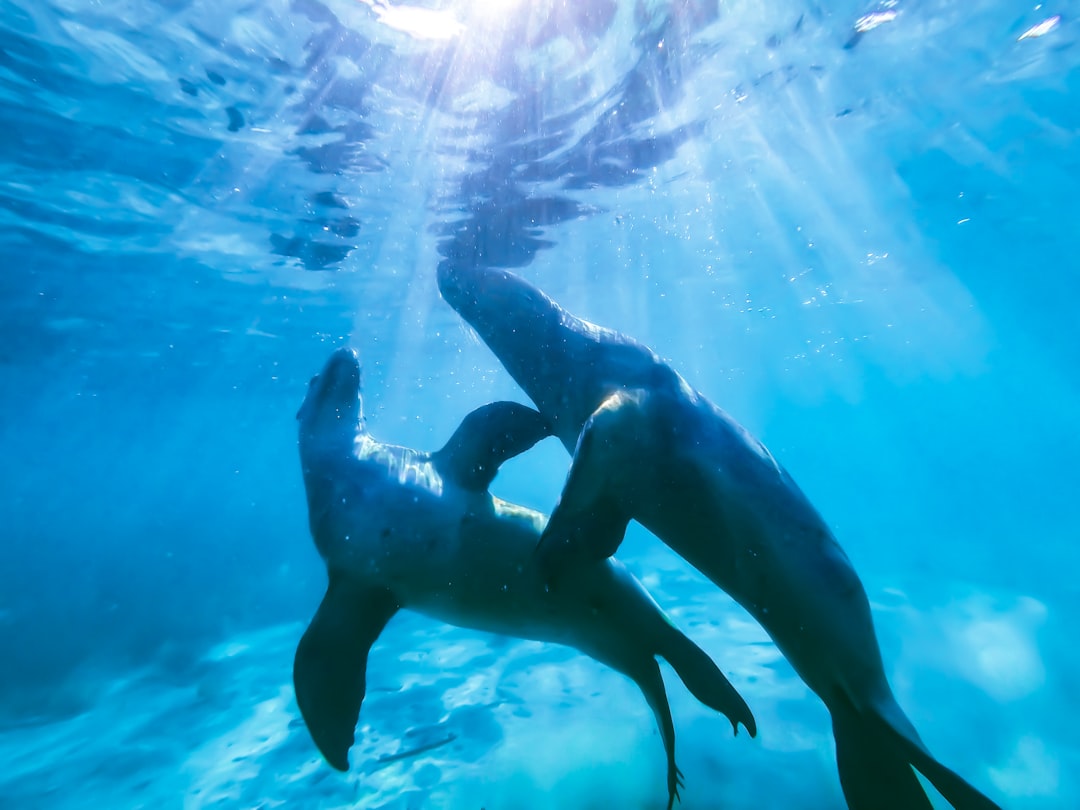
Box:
[292, 347, 755, 810]
[437, 262, 1001, 810]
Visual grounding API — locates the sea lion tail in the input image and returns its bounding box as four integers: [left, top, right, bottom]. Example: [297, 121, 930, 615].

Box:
[656, 626, 757, 738]
[832, 694, 1001, 810]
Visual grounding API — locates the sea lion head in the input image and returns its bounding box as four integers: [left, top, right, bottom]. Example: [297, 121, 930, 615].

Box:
[297, 347, 364, 450]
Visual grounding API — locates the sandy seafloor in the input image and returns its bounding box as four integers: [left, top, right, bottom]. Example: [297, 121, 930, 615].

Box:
[1, 542, 1069, 810]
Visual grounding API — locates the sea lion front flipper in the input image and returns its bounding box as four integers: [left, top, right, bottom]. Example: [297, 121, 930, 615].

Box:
[432, 401, 553, 491]
[293, 574, 399, 770]
[535, 392, 639, 578]
[538, 493, 630, 581]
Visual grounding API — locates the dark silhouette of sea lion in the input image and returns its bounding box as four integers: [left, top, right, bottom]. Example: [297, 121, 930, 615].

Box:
[293, 347, 755, 809]
[437, 263, 1001, 810]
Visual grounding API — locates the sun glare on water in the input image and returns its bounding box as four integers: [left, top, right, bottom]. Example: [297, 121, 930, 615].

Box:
[357, 0, 464, 40]
[357, 0, 527, 41]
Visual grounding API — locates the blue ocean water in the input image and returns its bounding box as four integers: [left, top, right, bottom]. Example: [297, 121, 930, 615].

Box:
[1, 0, 1077, 807]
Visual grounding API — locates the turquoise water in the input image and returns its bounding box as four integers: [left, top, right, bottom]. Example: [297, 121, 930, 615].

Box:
[1, 1, 1076, 807]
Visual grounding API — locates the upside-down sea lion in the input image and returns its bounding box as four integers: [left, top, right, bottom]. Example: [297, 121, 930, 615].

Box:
[437, 262, 1001, 810]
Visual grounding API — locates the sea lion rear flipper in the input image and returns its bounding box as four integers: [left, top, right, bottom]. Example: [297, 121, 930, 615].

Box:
[293, 574, 399, 770]
[596, 649, 682, 810]
[432, 401, 553, 491]
[831, 693, 1002, 810]
[656, 621, 757, 739]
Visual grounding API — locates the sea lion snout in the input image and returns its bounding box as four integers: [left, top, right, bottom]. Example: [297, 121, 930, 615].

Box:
[297, 347, 363, 425]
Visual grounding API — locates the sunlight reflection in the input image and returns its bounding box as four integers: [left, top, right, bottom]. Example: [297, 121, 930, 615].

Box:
[356, 434, 444, 494]
[1018, 16, 1060, 42]
[357, 0, 465, 41]
[356, 0, 536, 43]
[854, 10, 898, 35]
